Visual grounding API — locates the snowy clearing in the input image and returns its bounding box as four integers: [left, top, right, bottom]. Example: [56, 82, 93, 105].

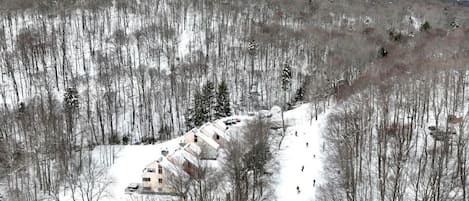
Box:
[275, 104, 329, 201]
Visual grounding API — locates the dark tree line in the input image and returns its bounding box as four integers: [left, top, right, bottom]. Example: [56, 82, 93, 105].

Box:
[185, 81, 232, 130]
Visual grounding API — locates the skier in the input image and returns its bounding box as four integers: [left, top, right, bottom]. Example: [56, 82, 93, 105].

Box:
[296, 186, 300, 193]
[295, 131, 298, 136]
[306, 142, 309, 147]
[313, 179, 316, 187]
[301, 165, 304, 172]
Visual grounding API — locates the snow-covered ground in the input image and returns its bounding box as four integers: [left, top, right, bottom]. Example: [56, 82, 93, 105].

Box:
[74, 115, 249, 201]
[275, 104, 329, 201]
[99, 104, 329, 201]
[57, 136, 184, 201]
[55, 105, 328, 201]
[104, 137, 183, 201]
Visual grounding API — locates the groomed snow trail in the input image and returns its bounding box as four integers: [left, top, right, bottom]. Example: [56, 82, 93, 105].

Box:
[276, 105, 329, 201]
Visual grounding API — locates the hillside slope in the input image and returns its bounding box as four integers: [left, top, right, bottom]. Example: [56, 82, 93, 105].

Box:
[275, 104, 329, 201]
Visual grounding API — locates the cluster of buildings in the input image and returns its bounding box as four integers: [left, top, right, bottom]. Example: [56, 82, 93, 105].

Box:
[140, 120, 234, 194]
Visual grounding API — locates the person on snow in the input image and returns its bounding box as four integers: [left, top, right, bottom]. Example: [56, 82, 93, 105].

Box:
[296, 186, 300, 193]
[301, 165, 304, 172]
[313, 179, 316, 187]
[295, 131, 298, 136]
[306, 142, 309, 147]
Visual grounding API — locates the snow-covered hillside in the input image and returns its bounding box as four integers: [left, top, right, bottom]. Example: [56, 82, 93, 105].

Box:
[56, 104, 328, 201]
[64, 116, 248, 201]
[275, 104, 329, 201]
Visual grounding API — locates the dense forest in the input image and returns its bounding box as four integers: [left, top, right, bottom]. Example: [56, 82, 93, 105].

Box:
[0, 0, 468, 200]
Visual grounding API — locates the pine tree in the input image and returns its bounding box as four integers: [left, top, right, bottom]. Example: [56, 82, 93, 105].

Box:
[215, 80, 232, 119]
[281, 63, 292, 91]
[294, 85, 305, 103]
[193, 91, 205, 127]
[184, 108, 195, 130]
[64, 87, 79, 112]
[185, 90, 205, 130]
[185, 82, 217, 130]
[202, 81, 215, 121]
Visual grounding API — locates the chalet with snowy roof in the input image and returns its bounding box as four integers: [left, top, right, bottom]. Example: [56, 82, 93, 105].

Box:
[199, 122, 228, 146]
[141, 157, 187, 193]
[213, 119, 229, 131]
[167, 144, 201, 177]
[184, 128, 220, 160]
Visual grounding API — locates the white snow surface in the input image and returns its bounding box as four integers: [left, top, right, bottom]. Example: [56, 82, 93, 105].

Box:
[275, 104, 329, 201]
[72, 115, 248, 201]
[88, 137, 184, 201]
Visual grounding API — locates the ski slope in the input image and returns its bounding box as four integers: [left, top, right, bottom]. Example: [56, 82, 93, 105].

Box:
[275, 104, 329, 201]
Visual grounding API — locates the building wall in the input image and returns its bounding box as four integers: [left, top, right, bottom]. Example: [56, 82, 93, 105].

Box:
[142, 162, 173, 193]
[212, 134, 225, 147]
[183, 160, 197, 177]
[184, 130, 196, 144]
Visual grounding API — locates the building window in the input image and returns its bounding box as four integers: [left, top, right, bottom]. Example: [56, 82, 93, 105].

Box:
[143, 177, 150, 182]
[216, 134, 220, 140]
[158, 178, 163, 184]
[194, 135, 198, 143]
[157, 188, 162, 192]
[147, 168, 155, 173]
[158, 165, 163, 174]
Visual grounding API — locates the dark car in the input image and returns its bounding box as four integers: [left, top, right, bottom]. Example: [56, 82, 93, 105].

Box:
[224, 119, 238, 125]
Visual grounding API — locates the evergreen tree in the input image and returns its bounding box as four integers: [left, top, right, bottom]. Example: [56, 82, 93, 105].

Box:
[185, 90, 205, 130]
[64, 87, 79, 112]
[184, 108, 195, 130]
[185, 82, 217, 130]
[193, 90, 205, 127]
[215, 80, 232, 119]
[294, 86, 305, 103]
[202, 81, 216, 121]
[281, 63, 292, 91]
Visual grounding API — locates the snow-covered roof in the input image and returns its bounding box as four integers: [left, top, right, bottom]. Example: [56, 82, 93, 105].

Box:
[184, 143, 201, 156]
[199, 122, 227, 139]
[195, 130, 220, 150]
[213, 119, 228, 131]
[184, 128, 199, 137]
[167, 147, 199, 167]
[159, 157, 188, 177]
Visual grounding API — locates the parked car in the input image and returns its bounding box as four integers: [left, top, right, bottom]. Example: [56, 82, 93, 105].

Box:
[224, 118, 240, 125]
[125, 183, 139, 194]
